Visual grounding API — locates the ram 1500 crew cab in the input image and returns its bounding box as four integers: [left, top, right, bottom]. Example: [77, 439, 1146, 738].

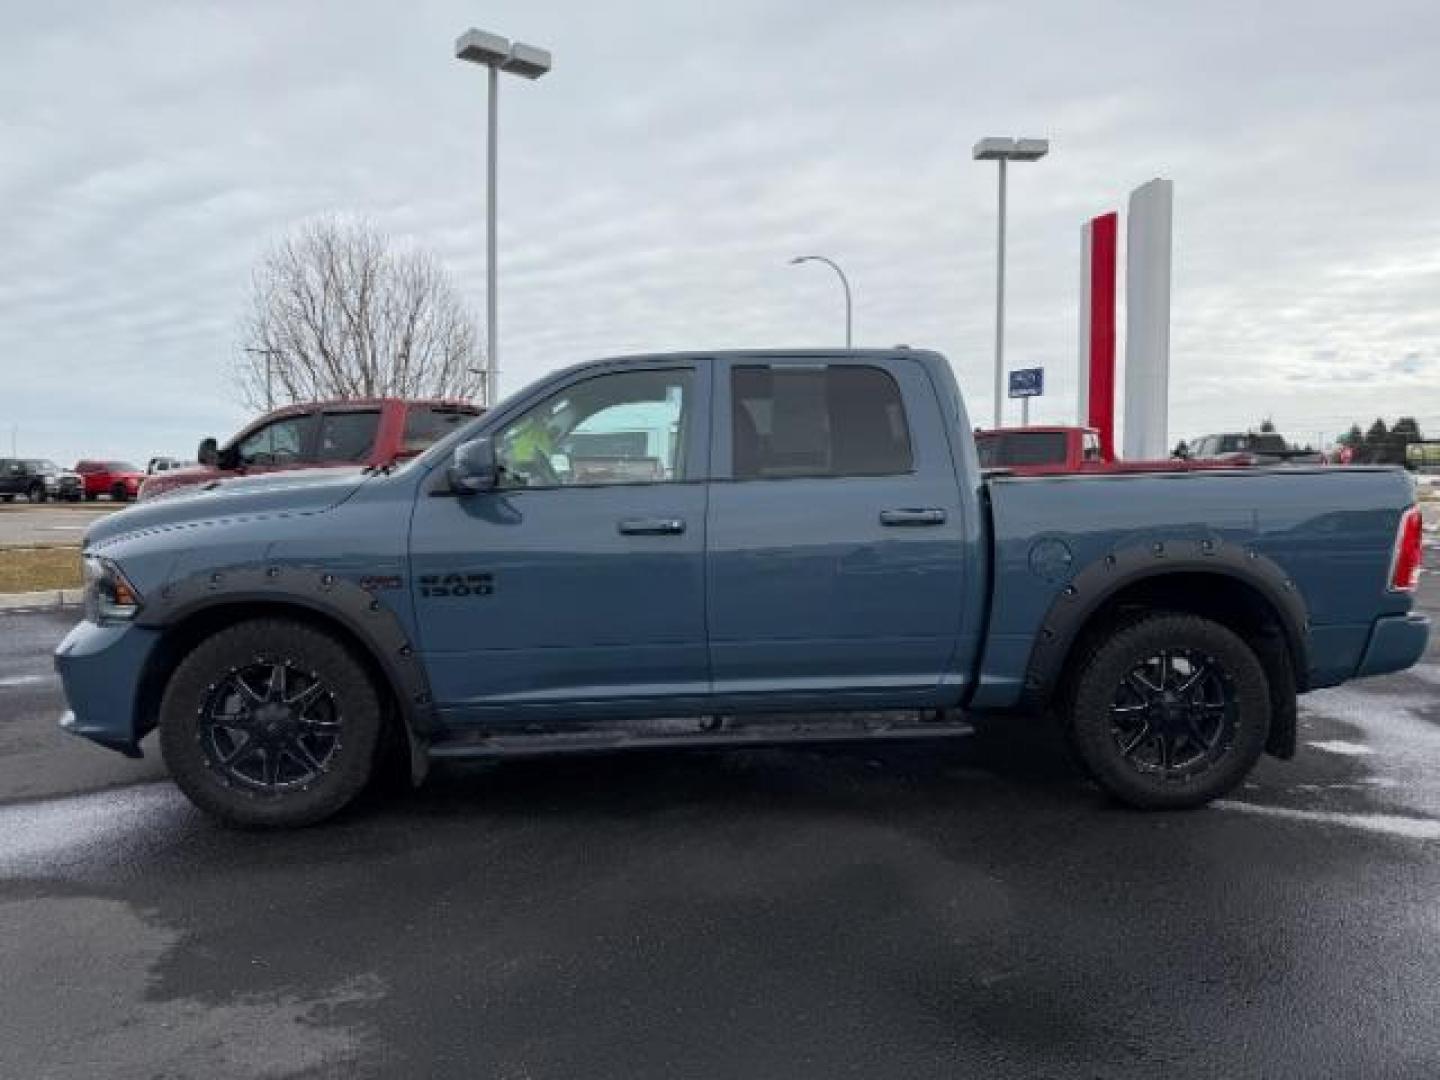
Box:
[56, 349, 1429, 827]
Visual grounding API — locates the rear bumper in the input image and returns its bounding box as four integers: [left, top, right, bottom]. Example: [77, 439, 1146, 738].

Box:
[54, 618, 162, 757]
[1355, 612, 1431, 679]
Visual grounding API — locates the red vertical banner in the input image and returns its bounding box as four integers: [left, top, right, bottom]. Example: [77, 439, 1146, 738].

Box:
[1085, 212, 1118, 460]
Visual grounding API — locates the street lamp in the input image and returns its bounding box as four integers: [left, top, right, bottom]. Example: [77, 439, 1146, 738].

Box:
[454, 28, 553, 408]
[243, 347, 282, 411]
[789, 255, 853, 348]
[973, 136, 1048, 428]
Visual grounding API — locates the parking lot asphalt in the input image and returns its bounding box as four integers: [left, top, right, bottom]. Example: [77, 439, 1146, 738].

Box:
[1, 580, 1438, 1078]
[0, 503, 119, 548]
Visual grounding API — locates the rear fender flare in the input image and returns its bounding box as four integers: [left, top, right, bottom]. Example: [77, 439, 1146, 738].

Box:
[1021, 538, 1310, 711]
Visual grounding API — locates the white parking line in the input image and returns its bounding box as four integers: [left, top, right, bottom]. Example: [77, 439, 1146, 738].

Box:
[1305, 740, 1375, 756]
[0, 675, 45, 689]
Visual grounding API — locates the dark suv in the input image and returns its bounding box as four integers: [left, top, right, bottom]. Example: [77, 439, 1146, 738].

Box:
[0, 458, 65, 502]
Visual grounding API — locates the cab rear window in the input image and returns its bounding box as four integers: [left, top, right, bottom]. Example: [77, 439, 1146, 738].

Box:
[976, 432, 1067, 467]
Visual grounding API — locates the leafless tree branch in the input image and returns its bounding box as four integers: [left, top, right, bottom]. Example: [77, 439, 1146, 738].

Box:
[237, 216, 484, 412]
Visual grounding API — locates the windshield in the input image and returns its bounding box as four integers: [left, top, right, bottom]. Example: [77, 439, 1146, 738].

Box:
[24, 459, 57, 473]
[105, 461, 139, 473]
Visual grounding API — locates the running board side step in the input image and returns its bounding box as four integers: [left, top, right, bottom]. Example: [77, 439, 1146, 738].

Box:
[428, 711, 976, 760]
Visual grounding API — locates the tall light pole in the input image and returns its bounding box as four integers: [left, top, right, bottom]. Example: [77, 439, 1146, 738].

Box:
[455, 28, 552, 408]
[789, 255, 853, 348]
[973, 136, 1048, 427]
[243, 347, 282, 411]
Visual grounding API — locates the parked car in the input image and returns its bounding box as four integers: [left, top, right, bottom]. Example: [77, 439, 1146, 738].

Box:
[54, 465, 85, 502]
[0, 457, 61, 502]
[137, 398, 481, 502]
[57, 348, 1428, 828]
[1185, 432, 1324, 467]
[75, 460, 145, 502]
[975, 426, 1108, 473]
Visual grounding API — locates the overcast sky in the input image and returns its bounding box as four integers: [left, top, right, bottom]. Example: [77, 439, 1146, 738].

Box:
[3, 0, 1438, 465]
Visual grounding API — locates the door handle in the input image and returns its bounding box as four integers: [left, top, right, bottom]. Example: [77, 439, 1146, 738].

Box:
[618, 517, 686, 536]
[879, 508, 947, 526]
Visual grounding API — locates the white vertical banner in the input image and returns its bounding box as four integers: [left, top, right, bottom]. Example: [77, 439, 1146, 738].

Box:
[1123, 178, 1173, 460]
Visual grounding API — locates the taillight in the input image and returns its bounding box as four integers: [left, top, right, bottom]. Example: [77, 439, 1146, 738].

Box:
[1389, 506, 1424, 592]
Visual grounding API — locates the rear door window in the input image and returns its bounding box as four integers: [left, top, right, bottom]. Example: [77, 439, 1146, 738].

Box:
[317, 410, 381, 463]
[730, 365, 912, 480]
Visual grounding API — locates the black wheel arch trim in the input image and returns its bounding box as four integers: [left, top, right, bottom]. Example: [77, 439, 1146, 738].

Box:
[134, 564, 434, 783]
[1020, 539, 1310, 717]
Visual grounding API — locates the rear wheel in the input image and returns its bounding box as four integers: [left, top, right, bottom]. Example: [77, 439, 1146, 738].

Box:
[28, 482, 46, 503]
[159, 618, 382, 827]
[1067, 613, 1270, 809]
[110, 482, 130, 502]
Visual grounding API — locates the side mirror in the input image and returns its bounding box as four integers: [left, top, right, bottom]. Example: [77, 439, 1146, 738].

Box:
[449, 437, 499, 495]
[197, 438, 219, 466]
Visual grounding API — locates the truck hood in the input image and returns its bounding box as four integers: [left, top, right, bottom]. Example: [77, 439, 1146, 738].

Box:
[84, 467, 370, 550]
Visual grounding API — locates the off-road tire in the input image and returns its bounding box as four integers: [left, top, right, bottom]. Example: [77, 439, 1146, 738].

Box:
[28, 483, 46, 503]
[1067, 613, 1270, 809]
[159, 618, 382, 828]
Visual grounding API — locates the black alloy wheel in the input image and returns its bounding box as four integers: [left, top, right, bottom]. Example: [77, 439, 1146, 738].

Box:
[1108, 648, 1236, 779]
[1067, 613, 1270, 809]
[159, 618, 383, 827]
[198, 660, 342, 791]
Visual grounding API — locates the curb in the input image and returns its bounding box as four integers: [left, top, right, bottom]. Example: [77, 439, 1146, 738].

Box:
[0, 589, 83, 612]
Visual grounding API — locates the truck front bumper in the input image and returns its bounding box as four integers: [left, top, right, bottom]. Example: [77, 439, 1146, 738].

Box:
[54, 618, 163, 757]
[1355, 612, 1431, 679]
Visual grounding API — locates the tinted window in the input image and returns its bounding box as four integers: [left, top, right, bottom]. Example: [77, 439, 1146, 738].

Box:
[235, 415, 315, 467]
[731, 365, 911, 480]
[975, 431, 1067, 468]
[497, 369, 691, 488]
[1250, 434, 1288, 453]
[1218, 436, 1244, 454]
[105, 462, 139, 473]
[317, 410, 380, 462]
[402, 406, 476, 454]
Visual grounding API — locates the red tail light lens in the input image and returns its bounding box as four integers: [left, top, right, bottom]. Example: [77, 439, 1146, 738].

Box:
[1389, 506, 1424, 592]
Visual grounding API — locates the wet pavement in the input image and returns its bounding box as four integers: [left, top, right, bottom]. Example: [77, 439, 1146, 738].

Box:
[1, 579, 1438, 1078]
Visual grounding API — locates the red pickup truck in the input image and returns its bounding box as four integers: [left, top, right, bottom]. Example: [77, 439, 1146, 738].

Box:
[138, 398, 481, 502]
[975, 426, 1108, 474]
[75, 460, 146, 502]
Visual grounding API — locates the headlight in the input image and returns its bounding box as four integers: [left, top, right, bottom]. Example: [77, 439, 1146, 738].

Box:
[83, 556, 143, 622]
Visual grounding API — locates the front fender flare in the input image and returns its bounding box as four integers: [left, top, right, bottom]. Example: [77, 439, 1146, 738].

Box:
[135, 563, 435, 783]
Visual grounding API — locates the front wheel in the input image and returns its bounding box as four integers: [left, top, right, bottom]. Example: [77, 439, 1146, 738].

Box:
[159, 618, 382, 827]
[1067, 613, 1270, 809]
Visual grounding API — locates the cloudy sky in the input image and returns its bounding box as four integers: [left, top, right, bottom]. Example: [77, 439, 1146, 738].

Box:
[2, 0, 1438, 465]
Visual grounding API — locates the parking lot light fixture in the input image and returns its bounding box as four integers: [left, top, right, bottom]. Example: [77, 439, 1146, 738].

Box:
[789, 255, 853, 349]
[973, 135, 1049, 427]
[454, 28, 553, 408]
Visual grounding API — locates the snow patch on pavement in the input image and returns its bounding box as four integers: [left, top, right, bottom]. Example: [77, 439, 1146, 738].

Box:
[1305, 739, 1375, 756]
[1216, 800, 1440, 841]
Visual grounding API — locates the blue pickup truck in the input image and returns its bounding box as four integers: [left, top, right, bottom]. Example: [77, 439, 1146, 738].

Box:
[56, 349, 1429, 827]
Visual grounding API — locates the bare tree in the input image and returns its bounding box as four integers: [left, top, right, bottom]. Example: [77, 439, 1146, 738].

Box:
[238, 217, 484, 411]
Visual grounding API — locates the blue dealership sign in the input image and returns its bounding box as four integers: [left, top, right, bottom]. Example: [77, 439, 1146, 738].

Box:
[1008, 367, 1044, 398]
